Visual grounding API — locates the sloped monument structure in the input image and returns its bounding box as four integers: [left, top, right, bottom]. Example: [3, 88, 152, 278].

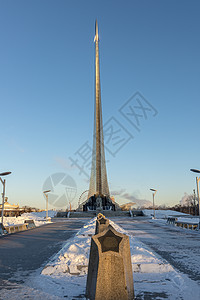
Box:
[86, 224, 134, 300]
[81, 21, 120, 212]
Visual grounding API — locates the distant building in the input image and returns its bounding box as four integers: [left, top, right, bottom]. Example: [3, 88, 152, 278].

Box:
[20, 206, 43, 213]
[0, 198, 42, 217]
[0, 197, 21, 217]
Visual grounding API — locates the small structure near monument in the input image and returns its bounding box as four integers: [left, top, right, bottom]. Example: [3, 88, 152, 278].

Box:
[97, 213, 105, 220]
[95, 214, 109, 234]
[86, 224, 134, 300]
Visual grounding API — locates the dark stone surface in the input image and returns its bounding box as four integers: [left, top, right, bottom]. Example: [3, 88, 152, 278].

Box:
[83, 195, 116, 212]
[0, 219, 88, 288]
[98, 229, 122, 253]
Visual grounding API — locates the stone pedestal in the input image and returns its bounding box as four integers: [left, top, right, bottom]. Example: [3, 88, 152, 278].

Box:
[97, 213, 105, 220]
[95, 216, 109, 234]
[86, 225, 134, 300]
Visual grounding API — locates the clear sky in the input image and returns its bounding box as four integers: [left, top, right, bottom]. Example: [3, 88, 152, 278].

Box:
[0, 0, 200, 209]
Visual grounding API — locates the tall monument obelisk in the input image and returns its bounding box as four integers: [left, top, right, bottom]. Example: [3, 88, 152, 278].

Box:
[86, 20, 111, 208]
[95, 20, 102, 196]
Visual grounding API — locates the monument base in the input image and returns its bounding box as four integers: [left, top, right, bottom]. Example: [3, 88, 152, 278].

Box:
[96, 207, 103, 213]
[82, 194, 118, 212]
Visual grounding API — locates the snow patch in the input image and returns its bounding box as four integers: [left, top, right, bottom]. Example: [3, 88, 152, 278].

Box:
[3, 210, 57, 227]
[176, 217, 200, 224]
[143, 209, 189, 219]
[41, 218, 95, 276]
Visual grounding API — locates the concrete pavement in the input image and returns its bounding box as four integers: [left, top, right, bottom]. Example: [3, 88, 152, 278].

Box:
[0, 219, 89, 289]
[112, 217, 200, 283]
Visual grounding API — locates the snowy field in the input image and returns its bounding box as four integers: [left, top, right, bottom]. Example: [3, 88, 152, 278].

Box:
[2, 210, 57, 228]
[1, 216, 200, 299]
[142, 209, 190, 219]
[143, 209, 200, 228]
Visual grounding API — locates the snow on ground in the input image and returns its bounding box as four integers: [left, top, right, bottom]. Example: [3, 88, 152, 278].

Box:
[143, 209, 200, 229]
[41, 218, 95, 277]
[1, 216, 200, 299]
[142, 209, 189, 219]
[3, 210, 57, 227]
[3, 217, 196, 299]
[176, 217, 200, 224]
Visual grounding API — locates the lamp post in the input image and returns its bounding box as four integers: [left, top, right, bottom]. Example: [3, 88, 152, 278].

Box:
[193, 189, 197, 216]
[69, 202, 72, 212]
[150, 188, 157, 219]
[43, 190, 51, 220]
[0, 172, 12, 225]
[190, 169, 200, 216]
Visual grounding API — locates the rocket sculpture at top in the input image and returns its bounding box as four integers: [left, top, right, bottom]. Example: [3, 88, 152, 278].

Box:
[88, 20, 110, 200]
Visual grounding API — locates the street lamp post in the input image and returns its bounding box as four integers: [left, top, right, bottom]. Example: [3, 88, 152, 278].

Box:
[0, 172, 12, 225]
[150, 188, 157, 219]
[190, 169, 200, 216]
[69, 202, 72, 212]
[193, 189, 197, 216]
[43, 190, 51, 220]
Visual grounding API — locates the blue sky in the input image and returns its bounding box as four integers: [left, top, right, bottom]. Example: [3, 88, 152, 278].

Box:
[0, 0, 200, 209]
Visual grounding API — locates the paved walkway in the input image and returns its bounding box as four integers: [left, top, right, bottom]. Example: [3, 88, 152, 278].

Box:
[0, 219, 88, 289]
[112, 217, 200, 283]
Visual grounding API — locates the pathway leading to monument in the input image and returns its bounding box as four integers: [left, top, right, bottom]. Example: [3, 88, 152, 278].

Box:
[112, 217, 200, 283]
[0, 218, 89, 289]
[1, 216, 200, 299]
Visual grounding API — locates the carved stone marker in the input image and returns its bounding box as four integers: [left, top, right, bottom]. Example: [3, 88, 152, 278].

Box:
[95, 216, 109, 234]
[97, 213, 105, 220]
[86, 225, 134, 300]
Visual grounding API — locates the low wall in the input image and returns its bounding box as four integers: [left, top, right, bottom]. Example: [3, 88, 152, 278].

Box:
[5, 223, 29, 234]
[3, 220, 36, 235]
[167, 217, 199, 230]
[175, 221, 199, 230]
